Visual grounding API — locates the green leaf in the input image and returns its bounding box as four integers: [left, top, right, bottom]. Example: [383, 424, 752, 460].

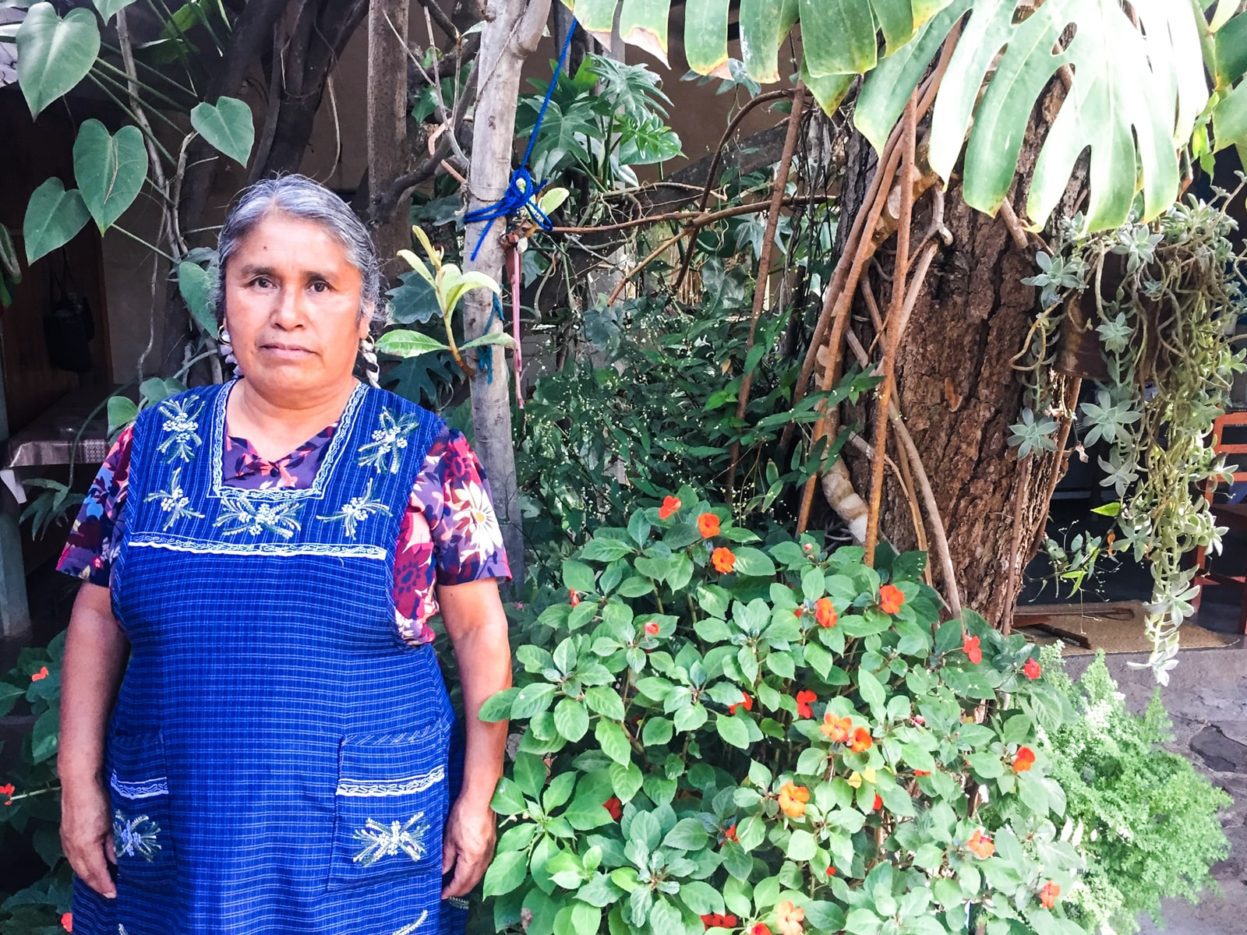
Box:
[479, 686, 519, 722]
[177, 261, 216, 335]
[1213, 80, 1247, 151]
[106, 395, 138, 433]
[619, 0, 673, 66]
[512, 682, 558, 719]
[563, 559, 597, 595]
[595, 718, 632, 765]
[554, 697, 590, 742]
[22, 178, 89, 264]
[491, 776, 528, 816]
[459, 331, 517, 352]
[190, 96, 256, 167]
[31, 706, 58, 764]
[731, 547, 776, 577]
[376, 329, 448, 358]
[683, 0, 731, 76]
[716, 713, 750, 749]
[92, 0, 140, 23]
[73, 119, 147, 232]
[16, 4, 100, 118]
[786, 828, 816, 861]
[483, 849, 529, 896]
[857, 668, 886, 717]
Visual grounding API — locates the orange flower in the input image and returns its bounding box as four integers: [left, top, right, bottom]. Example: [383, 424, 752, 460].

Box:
[698, 512, 721, 538]
[1013, 746, 1036, 774]
[30, 666, 48, 682]
[722, 823, 738, 843]
[0, 783, 14, 806]
[777, 782, 810, 819]
[795, 690, 816, 719]
[603, 796, 623, 821]
[793, 606, 804, 618]
[752, 925, 772, 935]
[1039, 881, 1061, 909]
[824, 866, 836, 877]
[962, 632, 982, 665]
[569, 589, 580, 608]
[966, 828, 995, 859]
[878, 584, 904, 615]
[1023, 657, 1041, 680]
[775, 899, 805, 935]
[821, 713, 852, 744]
[914, 769, 931, 777]
[701, 914, 738, 930]
[850, 726, 874, 753]
[711, 547, 736, 574]
[644, 621, 660, 637]
[814, 597, 837, 629]
[659, 495, 682, 520]
[872, 793, 883, 812]
[728, 692, 753, 715]
[61, 913, 72, 933]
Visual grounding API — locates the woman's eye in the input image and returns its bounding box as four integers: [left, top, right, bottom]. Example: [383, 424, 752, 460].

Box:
[250, 277, 272, 289]
[310, 281, 330, 294]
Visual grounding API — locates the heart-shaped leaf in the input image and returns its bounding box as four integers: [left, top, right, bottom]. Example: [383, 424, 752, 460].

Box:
[190, 97, 255, 167]
[16, 4, 101, 118]
[23, 178, 89, 264]
[92, 0, 140, 23]
[177, 261, 216, 334]
[376, 329, 449, 358]
[73, 119, 148, 232]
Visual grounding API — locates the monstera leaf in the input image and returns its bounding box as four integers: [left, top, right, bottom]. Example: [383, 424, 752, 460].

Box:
[565, 0, 1243, 233]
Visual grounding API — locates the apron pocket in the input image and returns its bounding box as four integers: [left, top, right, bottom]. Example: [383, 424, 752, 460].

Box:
[108, 732, 177, 890]
[328, 718, 452, 892]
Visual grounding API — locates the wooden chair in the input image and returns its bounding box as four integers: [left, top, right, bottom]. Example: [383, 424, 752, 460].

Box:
[1193, 410, 1247, 633]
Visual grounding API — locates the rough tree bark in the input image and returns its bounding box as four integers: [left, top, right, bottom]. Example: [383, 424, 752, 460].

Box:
[460, 0, 553, 589]
[366, 0, 411, 267]
[837, 97, 1079, 631]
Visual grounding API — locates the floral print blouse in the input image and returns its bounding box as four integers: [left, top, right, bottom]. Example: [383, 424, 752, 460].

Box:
[57, 414, 511, 646]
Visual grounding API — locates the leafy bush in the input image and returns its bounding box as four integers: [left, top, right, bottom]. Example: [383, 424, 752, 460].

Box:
[1035, 650, 1231, 933]
[480, 491, 1089, 935]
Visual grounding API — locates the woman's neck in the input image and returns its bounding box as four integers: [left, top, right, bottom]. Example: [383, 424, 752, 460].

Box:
[226, 377, 360, 461]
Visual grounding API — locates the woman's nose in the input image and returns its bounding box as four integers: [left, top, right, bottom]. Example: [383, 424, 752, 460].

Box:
[271, 284, 305, 328]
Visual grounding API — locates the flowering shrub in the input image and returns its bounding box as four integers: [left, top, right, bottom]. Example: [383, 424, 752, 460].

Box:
[481, 491, 1088, 934]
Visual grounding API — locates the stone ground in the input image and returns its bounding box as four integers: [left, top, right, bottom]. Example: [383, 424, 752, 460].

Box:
[1069, 598, 1247, 935]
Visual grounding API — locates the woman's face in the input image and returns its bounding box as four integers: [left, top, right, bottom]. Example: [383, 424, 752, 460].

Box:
[223, 211, 369, 404]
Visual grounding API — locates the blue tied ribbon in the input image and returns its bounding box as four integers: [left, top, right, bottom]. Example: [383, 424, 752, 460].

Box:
[476, 292, 509, 382]
[463, 18, 578, 260]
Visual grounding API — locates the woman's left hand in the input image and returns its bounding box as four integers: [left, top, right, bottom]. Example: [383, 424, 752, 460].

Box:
[441, 795, 497, 898]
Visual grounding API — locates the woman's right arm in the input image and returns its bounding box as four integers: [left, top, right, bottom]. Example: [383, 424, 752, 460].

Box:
[59, 581, 129, 898]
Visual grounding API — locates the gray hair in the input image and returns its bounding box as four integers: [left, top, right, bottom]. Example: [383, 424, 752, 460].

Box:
[215, 174, 387, 329]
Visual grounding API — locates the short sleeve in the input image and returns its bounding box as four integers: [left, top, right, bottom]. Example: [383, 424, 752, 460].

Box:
[412, 428, 511, 586]
[56, 426, 134, 586]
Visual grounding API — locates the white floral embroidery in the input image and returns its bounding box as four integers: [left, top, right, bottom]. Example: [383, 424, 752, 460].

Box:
[113, 810, 161, 861]
[358, 409, 421, 475]
[352, 813, 431, 866]
[109, 772, 169, 800]
[143, 467, 205, 530]
[213, 494, 303, 538]
[317, 478, 392, 538]
[336, 765, 445, 797]
[156, 396, 204, 463]
[392, 913, 429, 935]
[129, 536, 387, 560]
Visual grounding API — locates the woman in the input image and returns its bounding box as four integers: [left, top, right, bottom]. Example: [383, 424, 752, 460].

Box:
[56, 175, 512, 934]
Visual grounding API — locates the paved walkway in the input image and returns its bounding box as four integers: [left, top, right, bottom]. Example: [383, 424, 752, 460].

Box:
[1070, 647, 1247, 935]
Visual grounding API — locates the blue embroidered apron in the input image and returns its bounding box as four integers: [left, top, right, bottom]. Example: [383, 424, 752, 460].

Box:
[73, 380, 469, 935]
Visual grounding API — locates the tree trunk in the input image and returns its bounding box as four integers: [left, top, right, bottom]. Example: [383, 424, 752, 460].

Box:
[837, 104, 1078, 631]
[366, 0, 411, 267]
[461, 0, 553, 589]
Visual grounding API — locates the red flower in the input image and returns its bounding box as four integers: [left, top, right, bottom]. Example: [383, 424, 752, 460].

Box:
[814, 597, 837, 629]
[698, 512, 721, 539]
[603, 796, 623, 821]
[1023, 657, 1041, 680]
[0, 783, 14, 806]
[878, 584, 904, 615]
[701, 913, 738, 930]
[30, 666, 48, 682]
[659, 495, 682, 520]
[728, 692, 753, 715]
[711, 547, 736, 574]
[752, 925, 772, 935]
[644, 621, 660, 637]
[1039, 881, 1061, 909]
[914, 769, 931, 777]
[793, 606, 804, 618]
[61, 913, 72, 933]
[962, 632, 982, 665]
[569, 589, 580, 608]
[872, 793, 883, 812]
[1013, 746, 1036, 774]
[795, 690, 816, 719]
[850, 726, 874, 753]
[824, 866, 836, 877]
[722, 823, 738, 843]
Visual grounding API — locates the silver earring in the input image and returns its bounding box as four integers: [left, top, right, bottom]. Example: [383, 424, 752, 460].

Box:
[218, 325, 241, 374]
[359, 335, 380, 388]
